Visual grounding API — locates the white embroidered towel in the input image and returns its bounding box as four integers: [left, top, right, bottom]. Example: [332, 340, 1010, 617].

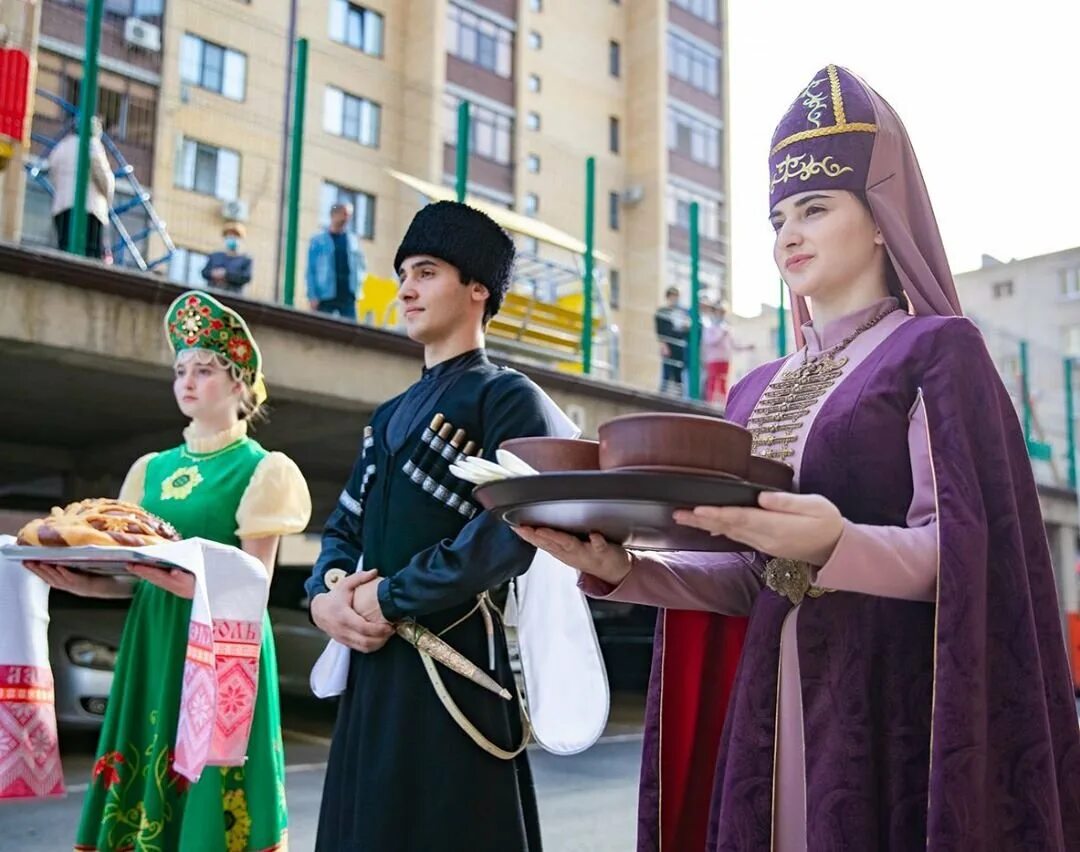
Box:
[133, 538, 270, 782]
[0, 534, 64, 799]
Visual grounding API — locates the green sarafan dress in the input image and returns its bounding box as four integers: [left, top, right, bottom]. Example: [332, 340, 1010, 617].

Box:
[74, 422, 311, 852]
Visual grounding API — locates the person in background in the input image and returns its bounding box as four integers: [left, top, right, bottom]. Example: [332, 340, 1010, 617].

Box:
[47, 115, 114, 259]
[702, 302, 750, 406]
[518, 63, 1080, 851]
[308, 201, 555, 851]
[201, 222, 253, 294]
[306, 202, 367, 321]
[654, 286, 690, 396]
[30, 291, 311, 851]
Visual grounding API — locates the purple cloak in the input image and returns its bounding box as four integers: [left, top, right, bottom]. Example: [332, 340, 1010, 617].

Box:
[637, 317, 1080, 850]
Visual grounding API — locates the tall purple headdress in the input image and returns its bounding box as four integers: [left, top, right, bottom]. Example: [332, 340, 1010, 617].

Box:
[769, 65, 962, 346]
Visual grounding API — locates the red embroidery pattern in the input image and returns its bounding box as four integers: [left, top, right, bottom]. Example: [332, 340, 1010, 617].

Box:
[210, 620, 261, 766]
[91, 750, 124, 790]
[173, 621, 215, 780]
[0, 664, 64, 799]
[174, 620, 262, 780]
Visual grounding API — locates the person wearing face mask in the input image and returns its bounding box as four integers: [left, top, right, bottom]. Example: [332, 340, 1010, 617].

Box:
[516, 65, 1080, 850]
[201, 222, 253, 294]
[27, 291, 310, 851]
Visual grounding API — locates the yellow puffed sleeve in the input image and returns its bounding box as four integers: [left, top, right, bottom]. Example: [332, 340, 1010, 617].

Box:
[235, 452, 312, 539]
[118, 453, 157, 504]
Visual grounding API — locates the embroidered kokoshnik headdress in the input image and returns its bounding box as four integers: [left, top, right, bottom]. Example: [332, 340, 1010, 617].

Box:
[165, 290, 267, 406]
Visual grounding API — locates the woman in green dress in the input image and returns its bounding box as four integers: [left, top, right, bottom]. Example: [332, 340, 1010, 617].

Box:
[27, 291, 311, 851]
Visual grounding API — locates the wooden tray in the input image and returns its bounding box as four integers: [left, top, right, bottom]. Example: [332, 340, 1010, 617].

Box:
[474, 471, 769, 552]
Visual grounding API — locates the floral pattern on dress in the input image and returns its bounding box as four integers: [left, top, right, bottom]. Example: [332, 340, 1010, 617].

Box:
[223, 787, 253, 852]
[161, 466, 204, 501]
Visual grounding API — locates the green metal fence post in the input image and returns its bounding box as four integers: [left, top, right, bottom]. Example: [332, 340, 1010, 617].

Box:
[69, 0, 104, 257]
[777, 279, 787, 357]
[1066, 357, 1077, 490]
[282, 38, 308, 307]
[581, 156, 596, 374]
[1020, 339, 1032, 443]
[455, 101, 470, 202]
[688, 201, 702, 400]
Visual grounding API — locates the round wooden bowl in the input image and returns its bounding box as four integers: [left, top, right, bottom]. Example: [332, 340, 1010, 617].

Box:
[597, 413, 752, 478]
[499, 437, 600, 472]
[746, 455, 795, 491]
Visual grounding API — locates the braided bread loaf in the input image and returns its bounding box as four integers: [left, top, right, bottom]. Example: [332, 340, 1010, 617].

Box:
[17, 499, 181, 548]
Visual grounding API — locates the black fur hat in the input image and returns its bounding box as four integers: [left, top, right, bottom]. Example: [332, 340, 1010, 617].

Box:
[394, 201, 516, 319]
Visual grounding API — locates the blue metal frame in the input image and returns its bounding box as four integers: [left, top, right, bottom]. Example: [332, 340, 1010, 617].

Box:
[24, 89, 175, 271]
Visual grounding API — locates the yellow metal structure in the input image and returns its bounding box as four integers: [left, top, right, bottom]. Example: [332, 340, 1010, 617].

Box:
[356, 276, 600, 375]
[386, 169, 613, 265]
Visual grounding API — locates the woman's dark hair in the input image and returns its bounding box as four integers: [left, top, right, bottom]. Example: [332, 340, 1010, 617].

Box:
[854, 191, 907, 307]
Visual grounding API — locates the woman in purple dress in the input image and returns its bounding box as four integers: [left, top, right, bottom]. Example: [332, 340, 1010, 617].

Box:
[517, 65, 1080, 850]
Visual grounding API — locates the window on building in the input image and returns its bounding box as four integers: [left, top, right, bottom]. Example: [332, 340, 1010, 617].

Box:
[667, 32, 719, 95]
[528, 73, 541, 93]
[180, 34, 246, 100]
[1064, 326, 1080, 356]
[169, 247, 209, 287]
[323, 86, 381, 147]
[609, 268, 620, 309]
[329, 0, 384, 57]
[666, 182, 723, 240]
[609, 115, 620, 154]
[667, 105, 721, 167]
[123, 95, 156, 147]
[524, 192, 539, 216]
[608, 190, 620, 231]
[175, 138, 240, 199]
[59, 74, 156, 147]
[671, 0, 718, 24]
[528, 30, 542, 50]
[56, 0, 166, 17]
[444, 95, 514, 164]
[992, 280, 1014, 300]
[446, 4, 513, 77]
[609, 40, 621, 78]
[666, 252, 726, 306]
[1060, 267, 1080, 298]
[320, 182, 376, 239]
[529, 0, 542, 10]
[527, 111, 541, 131]
[526, 154, 540, 173]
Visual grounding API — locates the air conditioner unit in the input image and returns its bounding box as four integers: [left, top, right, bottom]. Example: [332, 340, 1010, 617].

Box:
[221, 199, 250, 222]
[620, 185, 645, 206]
[124, 17, 162, 52]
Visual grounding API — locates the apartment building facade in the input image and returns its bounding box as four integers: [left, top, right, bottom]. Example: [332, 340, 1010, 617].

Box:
[23, 0, 730, 389]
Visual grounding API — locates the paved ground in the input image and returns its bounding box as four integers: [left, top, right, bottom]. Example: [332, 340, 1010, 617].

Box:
[1, 694, 646, 851]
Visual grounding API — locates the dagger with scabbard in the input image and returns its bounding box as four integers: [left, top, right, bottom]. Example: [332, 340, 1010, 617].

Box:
[323, 567, 511, 700]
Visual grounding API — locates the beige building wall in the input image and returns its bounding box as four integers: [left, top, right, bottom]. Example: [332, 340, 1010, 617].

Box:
[726, 302, 781, 381]
[151, 0, 290, 301]
[956, 249, 1080, 483]
[23, 0, 730, 391]
[621, 0, 667, 389]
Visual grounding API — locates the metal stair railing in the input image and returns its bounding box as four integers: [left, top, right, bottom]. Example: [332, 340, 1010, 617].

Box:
[24, 89, 175, 271]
